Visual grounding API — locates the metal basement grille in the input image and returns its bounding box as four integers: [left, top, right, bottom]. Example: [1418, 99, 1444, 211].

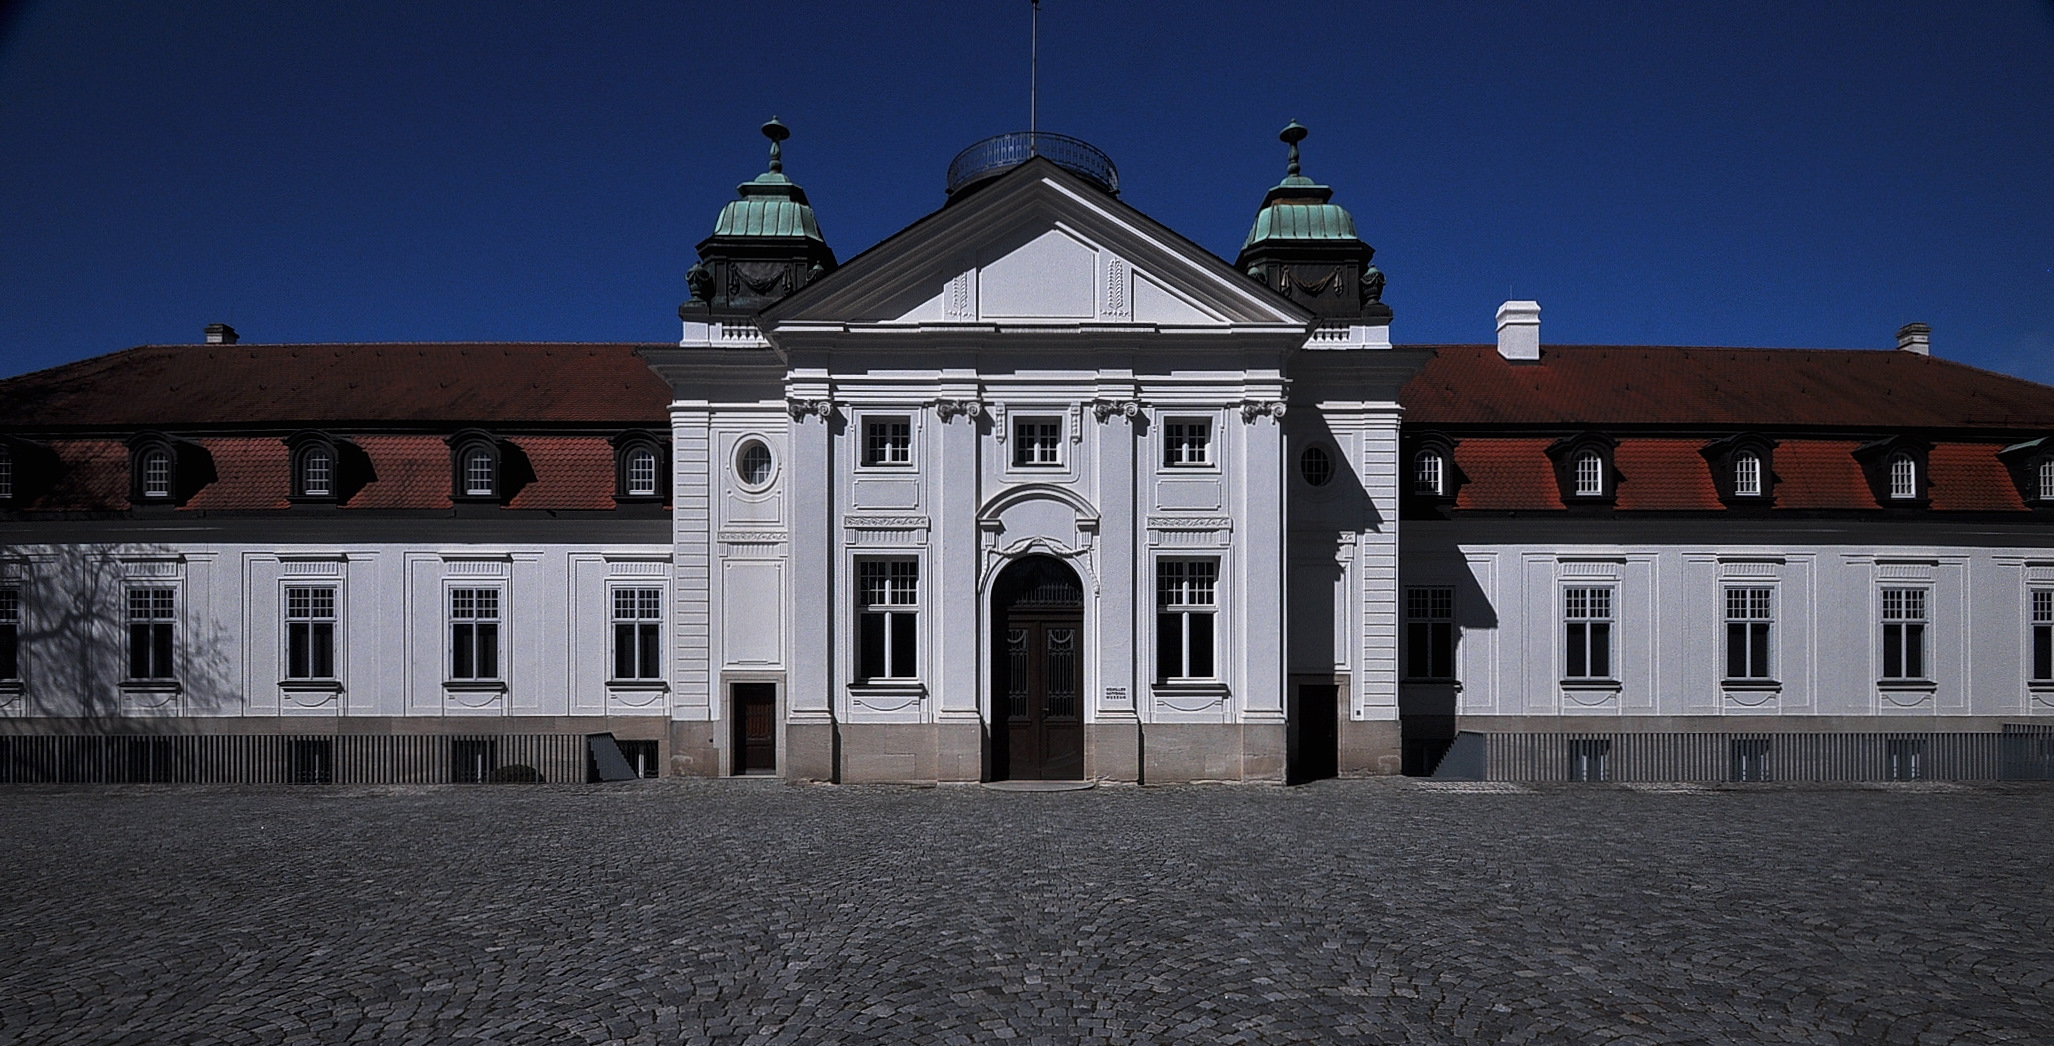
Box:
[0, 734, 587, 784]
[1477, 731, 2054, 783]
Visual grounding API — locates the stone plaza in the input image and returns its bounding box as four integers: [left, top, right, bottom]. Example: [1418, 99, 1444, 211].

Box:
[2, 779, 2049, 1044]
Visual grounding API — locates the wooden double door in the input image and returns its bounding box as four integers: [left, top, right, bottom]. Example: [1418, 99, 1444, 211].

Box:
[992, 557, 1084, 781]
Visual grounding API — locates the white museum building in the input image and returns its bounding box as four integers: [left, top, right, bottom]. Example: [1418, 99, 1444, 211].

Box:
[3, 122, 2053, 784]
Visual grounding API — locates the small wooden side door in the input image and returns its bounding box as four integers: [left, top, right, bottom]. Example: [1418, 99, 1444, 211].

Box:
[732, 683, 777, 775]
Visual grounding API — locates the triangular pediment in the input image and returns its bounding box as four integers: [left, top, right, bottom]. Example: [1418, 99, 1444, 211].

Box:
[761, 158, 1311, 330]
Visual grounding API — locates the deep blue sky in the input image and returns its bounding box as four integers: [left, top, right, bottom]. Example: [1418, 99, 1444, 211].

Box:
[3, 1, 2052, 383]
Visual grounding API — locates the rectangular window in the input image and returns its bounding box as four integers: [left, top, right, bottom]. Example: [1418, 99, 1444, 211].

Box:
[857, 559, 919, 681]
[127, 587, 176, 679]
[142, 451, 172, 497]
[1563, 587, 1612, 680]
[1012, 418, 1062, 467]
[0, 450, 13, 499]
[1156, 559, 1218, 681]
[1881, 587, 1926, 681]
[1404, 586, 1455, 680]
[861, 418, 913, 467]
[450, 588, 501, 681]
[1724, 587, 1773, 680]
[2033, 590, 2052, 683]
[0, 587, 18, 682]
[284, 586, 337, 680]
[612, 587, 663, 680]
[1163, 420, 1211, 468]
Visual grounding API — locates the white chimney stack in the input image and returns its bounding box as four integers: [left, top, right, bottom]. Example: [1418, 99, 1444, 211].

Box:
[1895, 322, 1930, 355]
[1497, 300, 1540, 361]
[204, 323, 239, 345]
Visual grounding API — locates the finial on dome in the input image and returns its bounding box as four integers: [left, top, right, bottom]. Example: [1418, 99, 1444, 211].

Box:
[762, 116, 790, 173]
[1280, 120, 1308, 178]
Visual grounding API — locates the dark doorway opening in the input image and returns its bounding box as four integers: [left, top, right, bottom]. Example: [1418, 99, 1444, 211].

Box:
[1288, 684, 1339, 784]
[991, 555, 1085, 781]
[732, 683, 777, 775]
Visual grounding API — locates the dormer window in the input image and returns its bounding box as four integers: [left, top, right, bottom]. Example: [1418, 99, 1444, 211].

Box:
[1572, 451, 1603, 497]
[446, 430, 507, 504]
[0, 446, 12, 500]
[1853, 436, 1930, 508]
[1888, 453, 1917, 500]
[1996, 437, 2054, 508]
[284, 430, 360, 505]
[611, 431, 670, 503]
[1414, 449, 1444, 496]
[142, 448, 172, 497]
[463, 448, 495, 496]
[2040, 459, 2054, 503]
[1546, 433, 1618, 505]
[1733, 451, 1761, 497]
[301, 446, 333, 496]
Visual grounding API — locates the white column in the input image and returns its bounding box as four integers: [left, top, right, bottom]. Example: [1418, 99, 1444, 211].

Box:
[1241, 405, 1287, 721]
[785, 397, 834, 724]
[935, 398, 982, 720]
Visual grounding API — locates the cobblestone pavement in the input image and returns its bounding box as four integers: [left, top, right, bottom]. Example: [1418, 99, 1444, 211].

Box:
[3, 780, 2051, 1045]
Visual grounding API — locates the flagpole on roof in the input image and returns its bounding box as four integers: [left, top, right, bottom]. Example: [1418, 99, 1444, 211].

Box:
[1030, 0, 1040, 152]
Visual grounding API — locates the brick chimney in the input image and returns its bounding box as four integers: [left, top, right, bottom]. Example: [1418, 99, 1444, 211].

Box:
[1895, 322, 1930, 355]
[1497, 300, 1540, 361]
[204, 323, 239, 345]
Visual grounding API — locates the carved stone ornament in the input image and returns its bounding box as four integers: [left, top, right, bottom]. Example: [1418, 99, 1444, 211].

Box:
[1239, 400, 1287, 422]
[932, 399, 983, 421]
[785, 398, 834, 421]
[1091, 399, 1145, 422]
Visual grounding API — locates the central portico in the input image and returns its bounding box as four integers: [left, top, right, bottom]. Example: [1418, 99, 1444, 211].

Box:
[645, 127, 1411, 783]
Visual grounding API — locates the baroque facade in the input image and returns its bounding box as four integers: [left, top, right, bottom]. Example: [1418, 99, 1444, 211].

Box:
[3, 123, 2052, 783]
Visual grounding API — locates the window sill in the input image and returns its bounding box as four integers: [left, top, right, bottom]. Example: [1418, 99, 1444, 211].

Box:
[444, 679, 507, 692]
[279, 678, 344, 692]
[0, 680, 22, 695]
[119, 679, 182, 693]
[606, 679, 670, 691]
[1153, 680, 1230, 696]
[849, 680, 925, 694]
[1559, 678, 1622, 691]
[1876, 679, 1937, 691]
[2028, 680, 2054, 692]
[1720, 679, 1782, 691]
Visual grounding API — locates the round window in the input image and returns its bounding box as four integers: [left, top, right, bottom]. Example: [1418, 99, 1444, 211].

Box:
[736, 439, 775, 488]
[1299, 445, 1334, 488]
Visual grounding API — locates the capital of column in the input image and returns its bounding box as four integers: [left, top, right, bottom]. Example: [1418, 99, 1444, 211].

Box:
[1239, 400, 1287, 423]
[785, 398, 835, 421]
[932, 398, 983, 422]
[1091, 398, 1145, 422]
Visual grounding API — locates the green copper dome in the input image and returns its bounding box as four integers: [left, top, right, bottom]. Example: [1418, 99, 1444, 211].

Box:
[1241, 121, 1361, 251]
[708, 117, 828, 244]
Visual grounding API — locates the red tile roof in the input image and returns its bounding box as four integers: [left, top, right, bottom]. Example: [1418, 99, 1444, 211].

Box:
[1402, 345, 2054, 429]
[0, 343, 672, 428]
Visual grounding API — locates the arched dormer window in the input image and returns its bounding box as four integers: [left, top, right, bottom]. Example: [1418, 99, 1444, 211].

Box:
[1853, 436, 1930, 509]
[1414, 448, 1444, 496]
[1402, 433, 1461, 515]
[2039, 458, 2054, 503]
[127, 431, 210, 506]
[1996, 436, 2054, 509]
[1546, 433, 1618, 505]
[1702, 434, 1777, 506]
[284, 430, 363, 505]
[610, 431, 670, 503]
[0, 444, 12, 501]
[446, 429, 504, 503]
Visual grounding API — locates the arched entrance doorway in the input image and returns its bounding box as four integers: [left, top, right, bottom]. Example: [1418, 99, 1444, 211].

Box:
[991, 555, 1085, 781]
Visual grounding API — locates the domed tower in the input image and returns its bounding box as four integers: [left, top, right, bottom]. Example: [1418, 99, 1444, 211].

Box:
[680, 118, 838, 324]
[1235, 121, 1390, 326]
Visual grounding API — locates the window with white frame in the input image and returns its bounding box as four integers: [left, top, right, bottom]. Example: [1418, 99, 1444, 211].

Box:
[1414, 449, 1444, 496]
[2039, 459, 2054, 503]
[0, 446, 13, 499]
[284, 586, 337, 680]
[462, 447, 495, 497]
[1563, 587, 1613, 680]
[735, 439, 774, 488]
[1724, 587, 1773, 680]
[300, 446, 333, 497]
[0, 587, 18, 682]
[1887, 453, 1918, 500]
[862, 418, 913, 468]
[1572, 450, 1604, 497]
[449, 588, 501, 680]
[1733, 451, 1762, 497]
[857, 559, 919, 681]
[1012, 418, 1062, 468]
[141, 448, 172, 498]
[613, 587, 662, 680]
[2032, 590, 2052, 683]
[127, 587, 176, 679]
[1163, 420, 1211, 468]
[1880, 587, 1927, 680]
[625, 446, 659, 496]
[1405, 587, 1455, 680]
[1156, 559, 1218, 681]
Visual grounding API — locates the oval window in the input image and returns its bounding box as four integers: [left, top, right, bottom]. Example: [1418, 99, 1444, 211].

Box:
[736, 439, 775, 488]
[1299, 445, 1334, 488]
